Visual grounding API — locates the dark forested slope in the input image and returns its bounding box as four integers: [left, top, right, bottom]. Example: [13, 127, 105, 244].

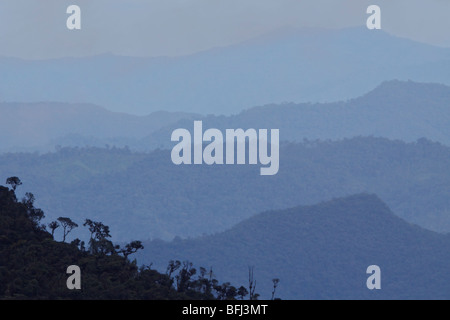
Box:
[0, 184, 242, 300]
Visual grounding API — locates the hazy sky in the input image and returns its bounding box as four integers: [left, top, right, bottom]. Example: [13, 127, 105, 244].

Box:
[0, 0, 449, 59]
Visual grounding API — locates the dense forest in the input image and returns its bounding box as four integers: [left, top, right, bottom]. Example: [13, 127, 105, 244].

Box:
[1, 136, 450, 242]
[0, 179, 252, 300]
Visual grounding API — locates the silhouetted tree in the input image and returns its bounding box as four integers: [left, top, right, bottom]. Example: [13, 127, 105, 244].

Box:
[166, 260, 181, 279]
[194, 267, 212, 296]
[271, 278, 280, 300]
[83, 219, 115, 255]
[83, 219, 111, 241]
[6, 176, 22, 191]
[119, 240, 144, 259]
[176, 261, 196, 293]
[48, 221, 59, 237]
[215, 282, 238, 300]
[90, 238, 116, 255]
[22, 192, 35, 208]
[238, 286, 249, 300]
[22, 192, 45, 227]
[248, 266, 259, 300]
[57, 217, 78, 242]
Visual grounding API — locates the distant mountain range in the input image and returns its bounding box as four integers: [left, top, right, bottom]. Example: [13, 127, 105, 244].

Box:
[1, 80, 450, 152]
[0, 102, 198, 152]
[136, 194, 450, 300]
[1, 27, 450, 115]
[3, 25, 450, 301]
[145, 80, 450, 147]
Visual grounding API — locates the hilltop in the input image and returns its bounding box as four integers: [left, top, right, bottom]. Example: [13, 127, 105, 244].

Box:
[136, 194, 450, 300]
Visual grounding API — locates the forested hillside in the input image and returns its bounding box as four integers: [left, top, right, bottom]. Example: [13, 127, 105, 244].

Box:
[136, 194, 450, 300]
[2, 2, 450, 303]
[1, 137, 449, 241]
[0, 183, 246, 300]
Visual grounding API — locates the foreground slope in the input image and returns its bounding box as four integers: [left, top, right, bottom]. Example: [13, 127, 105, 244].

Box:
[137, 194, 450, 300]
[0, 185, 231, 300]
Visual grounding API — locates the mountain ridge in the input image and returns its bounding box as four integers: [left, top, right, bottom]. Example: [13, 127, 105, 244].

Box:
[3, 136, 450, 242]
[144, 79, 450, 148]
[2, 27, 450, 115]
[0, 102, 199, 152]
[136, 193, 450, 300]
[2, 80, 450, 152]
